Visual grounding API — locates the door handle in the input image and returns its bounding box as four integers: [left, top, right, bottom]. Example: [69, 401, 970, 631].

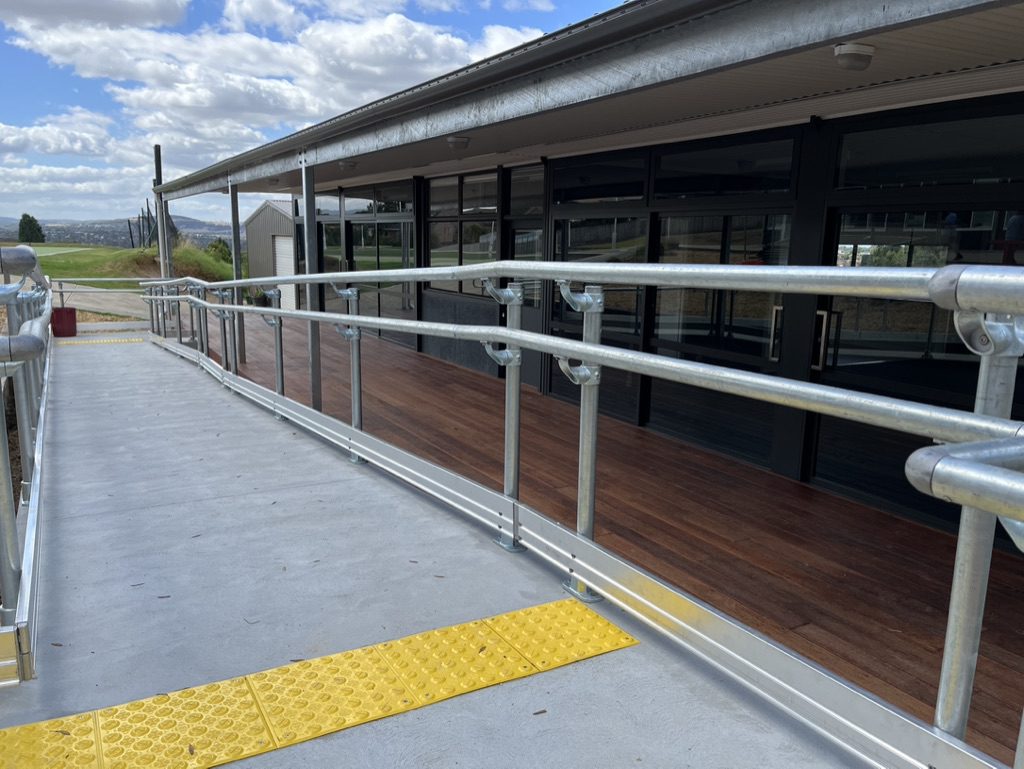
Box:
[812, 309, 831, 372]
[768, 304, 783, 362]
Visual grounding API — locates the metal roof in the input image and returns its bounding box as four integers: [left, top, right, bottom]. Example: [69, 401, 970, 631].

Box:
[157, 0, 1018, 201]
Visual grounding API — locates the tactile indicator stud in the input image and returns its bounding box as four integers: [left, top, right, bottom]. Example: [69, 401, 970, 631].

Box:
[249, 646, 417, 747]
[0, 713, 100, 769]
[484, 598, 638, 671]
[96, 677, 274, 769]
[377, 620, 536, 704]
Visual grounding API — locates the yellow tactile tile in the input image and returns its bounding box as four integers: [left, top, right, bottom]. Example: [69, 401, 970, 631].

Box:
[96, 677, 275, 769]
[0, 712, 99, 769]
[484, 598, 638, 670]
[377, 620, 536, 704]
[0, 599, 636, 768]
[56, 338, 146, 346]
[249, 646, 417, 746]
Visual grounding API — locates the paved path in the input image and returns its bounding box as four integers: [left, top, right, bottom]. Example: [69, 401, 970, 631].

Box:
[52, 281, 149, 319]
[0, 335, 864, 768]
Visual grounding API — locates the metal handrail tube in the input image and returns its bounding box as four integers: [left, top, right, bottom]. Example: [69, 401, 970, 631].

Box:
[149, 295, 1024, 449]
[53, 277, 149, 283]
[142, 262, 1024, 315]
[145, 263, 938, 300]
[0, 245, 37, 276]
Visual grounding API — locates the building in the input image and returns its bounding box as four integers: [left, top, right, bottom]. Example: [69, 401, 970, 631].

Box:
[156, 0, 1024, 532]
[243, 200, 298, 309]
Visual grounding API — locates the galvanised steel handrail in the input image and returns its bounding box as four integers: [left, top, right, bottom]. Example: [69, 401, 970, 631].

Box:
[0, 246, 54, 686]
[142, 261, 1024, 315]
[144, 261, 1024, 767]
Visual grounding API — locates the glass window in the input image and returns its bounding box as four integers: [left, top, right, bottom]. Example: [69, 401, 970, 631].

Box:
[511, 227, 543, 308]
[344, 186, 376, 215]
[351, 223, 377, 272]
[462, 174, 498, 214]
[460, 221, 497, 295]
[552, 217, 647, 337]
[429, 177, 459, 217]
[510, 166, 545, 216]
[655, 214, 790, 358]
[552, 155, 646, 205]
[655, 139, 793, 199]
[837, 113, 1024, 190]
[323, 222, 343, 273]
[378, 181, 414, 213]
[315, 193, 340, 216]
[428, 222, 460, 293]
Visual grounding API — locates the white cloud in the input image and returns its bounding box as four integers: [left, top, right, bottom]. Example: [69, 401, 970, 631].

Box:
[0, 4, 547, 220]
[222, 0, 310, 34]
[0, 108, 113, 156]
[416, 0, 463, 11]
[0, 0, 188, 28]
[503, 0, 554, 10]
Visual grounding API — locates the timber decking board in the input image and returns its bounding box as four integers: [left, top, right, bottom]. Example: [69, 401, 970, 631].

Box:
[199, 319, 1024, 765]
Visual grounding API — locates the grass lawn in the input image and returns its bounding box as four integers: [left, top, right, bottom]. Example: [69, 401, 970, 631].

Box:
[0, 243, 161, 289]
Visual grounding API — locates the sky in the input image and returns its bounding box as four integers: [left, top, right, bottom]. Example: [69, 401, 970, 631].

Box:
[0, 0, 621, 224]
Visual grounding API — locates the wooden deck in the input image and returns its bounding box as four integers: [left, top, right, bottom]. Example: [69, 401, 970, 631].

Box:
[209, 315, 1023, 764]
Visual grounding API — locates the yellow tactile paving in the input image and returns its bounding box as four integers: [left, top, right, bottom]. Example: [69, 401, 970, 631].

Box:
[0, 712, 100, 769]
[377, 620, 535, 704]
[96, 677, 274, 769]
[249, 646, 416, 746]
[0, 599, 636, 769]
[56, 338, 146, 346]
[485, 598, 638, 671]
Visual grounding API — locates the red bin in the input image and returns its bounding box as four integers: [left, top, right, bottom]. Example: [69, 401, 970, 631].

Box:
[51, 306, 77, 337]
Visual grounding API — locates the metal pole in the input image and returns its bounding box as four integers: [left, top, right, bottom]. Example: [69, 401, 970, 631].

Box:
[201, 288, 210, 357]
[216, 294, 230, 373]
[935, 352, 1019, 737]
[563, 284, 603, 601]
[229, 182, 246, 364]
[268, 290, 284, 396]
[175, 286, 183, 345]
[0, 398, 21, 625]
[345, 289, 365, 464]
[496, 283, 525, 552]
[148, 287, 156, 333]
[301, 163, 323, 411]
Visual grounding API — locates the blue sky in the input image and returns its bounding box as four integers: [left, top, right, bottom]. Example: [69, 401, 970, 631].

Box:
[0, 0, 621, 223]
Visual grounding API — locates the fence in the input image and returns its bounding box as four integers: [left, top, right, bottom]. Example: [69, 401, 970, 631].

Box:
[0, 246, 53, 684]
[144, 260, 1024, 769]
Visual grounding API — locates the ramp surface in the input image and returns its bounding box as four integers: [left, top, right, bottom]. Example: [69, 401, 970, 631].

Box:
[0, 334, 868, 768]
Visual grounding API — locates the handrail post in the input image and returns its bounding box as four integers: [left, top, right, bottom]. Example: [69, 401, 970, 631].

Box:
[199, 287, 210, 357]
[268, 290, 285, 397]
[556, 281, 604, 602]
[482, 279, 525, 552]
[175, 286, 183, 345]
[147, 287, 156, 334]
[215, 290, 232, 374]
[935, 312, 1024, 738]
[332, 287, 365, 463]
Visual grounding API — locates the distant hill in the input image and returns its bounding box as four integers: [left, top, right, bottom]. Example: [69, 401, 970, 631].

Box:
[0, 215, 241, 249]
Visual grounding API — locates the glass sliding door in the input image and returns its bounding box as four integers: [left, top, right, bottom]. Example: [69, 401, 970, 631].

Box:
[646, 212, 791, 465]
[814, 207, 1024, 527]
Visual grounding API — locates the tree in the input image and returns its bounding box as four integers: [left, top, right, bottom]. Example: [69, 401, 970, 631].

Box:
[18, 213, 44, 243]
[205, 237, 232, 263]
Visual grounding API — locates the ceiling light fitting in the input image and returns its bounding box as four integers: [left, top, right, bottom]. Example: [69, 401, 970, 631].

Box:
[446, 136, 471, 151]
[833, 43, 875, 71]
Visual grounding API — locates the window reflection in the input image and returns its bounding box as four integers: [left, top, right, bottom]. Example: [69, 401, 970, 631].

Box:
[552, 217, 646, 337]
[655, 214, 790, 357]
